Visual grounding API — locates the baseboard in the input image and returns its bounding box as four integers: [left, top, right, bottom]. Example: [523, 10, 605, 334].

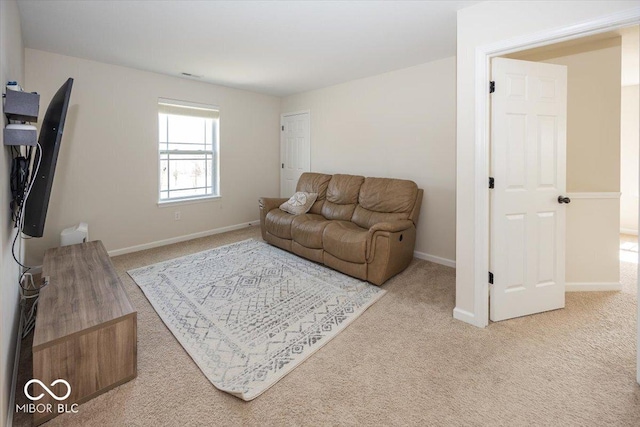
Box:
[565, 282, 622, 292]
[620, 228, 638, 236]
[453, 307, 476, 324]
[108, 221, 258, 257]
[413, 251, 456, 268]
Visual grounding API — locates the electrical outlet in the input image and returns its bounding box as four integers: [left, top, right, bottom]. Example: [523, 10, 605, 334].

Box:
[174, 211, 181, 221]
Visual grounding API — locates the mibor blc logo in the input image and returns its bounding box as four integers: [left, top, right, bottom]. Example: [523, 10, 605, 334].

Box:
[25, 379, 72, 401]
[16, 378, 79, 415]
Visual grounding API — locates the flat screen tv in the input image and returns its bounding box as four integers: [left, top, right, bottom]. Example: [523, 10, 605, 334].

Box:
[22, 78, 74, 238]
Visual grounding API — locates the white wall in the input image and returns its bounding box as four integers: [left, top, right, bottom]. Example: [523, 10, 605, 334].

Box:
[554, 42, 621, 194]
[558, 42, 621, 286]
[24, 49, 281, 265]
[456, 1, 639, 325]
[281, 57, 457, 263]
[0, 0, 25, 424]
[566, 197, 621, 285]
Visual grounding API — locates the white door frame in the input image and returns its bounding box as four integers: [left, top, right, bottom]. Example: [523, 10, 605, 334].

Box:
[280, 110, 311, 196]
[471, 8, 640, 381]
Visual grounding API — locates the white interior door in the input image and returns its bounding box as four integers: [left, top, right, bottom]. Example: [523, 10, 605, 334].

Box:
[280, 112, 310, 198]
[490, 57, 568, 322]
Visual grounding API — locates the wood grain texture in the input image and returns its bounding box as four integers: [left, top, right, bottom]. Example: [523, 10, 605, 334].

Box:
[33, 315, 137, 425]
[32, 240, 137, 425]
[34, 241, 135, 350]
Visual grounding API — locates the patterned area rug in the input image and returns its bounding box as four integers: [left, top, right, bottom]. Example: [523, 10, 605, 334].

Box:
[128, 239, 385, 401]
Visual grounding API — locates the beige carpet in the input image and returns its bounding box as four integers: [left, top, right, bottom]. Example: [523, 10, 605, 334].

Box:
[14, 226, 640, 426]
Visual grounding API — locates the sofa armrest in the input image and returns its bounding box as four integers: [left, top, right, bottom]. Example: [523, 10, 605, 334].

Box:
[368, 220, 414, 234]
[366, 221, 417, 285]
[259, 197, 288, 213]
[258, 197, 288, 240]
[365, 220, 416, 267]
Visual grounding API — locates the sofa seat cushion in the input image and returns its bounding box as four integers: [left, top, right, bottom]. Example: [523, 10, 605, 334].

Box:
[323, 221, 369, 264]
[291, 214, 331, 249]
[265, 209, 296, 239]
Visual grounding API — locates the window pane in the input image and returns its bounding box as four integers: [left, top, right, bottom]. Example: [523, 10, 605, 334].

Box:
[158, 101, 219, 201]
[160, 160, 169, 191]
[166, 158, 212, 191]
[207, 159, 214, 191]
[159, 114, 168, 144]
[205, 119, 213, 151]
[167, 115, 206, 144]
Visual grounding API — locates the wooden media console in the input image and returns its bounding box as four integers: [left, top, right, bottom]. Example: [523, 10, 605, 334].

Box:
[32, 240, 137, 425]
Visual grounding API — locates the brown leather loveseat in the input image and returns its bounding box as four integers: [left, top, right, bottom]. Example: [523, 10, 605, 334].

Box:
[259, 173, 423, 285]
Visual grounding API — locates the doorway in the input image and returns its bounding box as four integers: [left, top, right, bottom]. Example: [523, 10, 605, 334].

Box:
[489, 31, 634, 322]
[620, 25, 640, 239]
[476, 14, 640, 382]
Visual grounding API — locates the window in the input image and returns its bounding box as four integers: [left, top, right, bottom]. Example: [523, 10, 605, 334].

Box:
[158, 99, 219, 202]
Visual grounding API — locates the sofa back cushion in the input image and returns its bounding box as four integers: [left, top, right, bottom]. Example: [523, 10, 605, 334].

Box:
[352, 177, 419, 229]
[296, 173, 332, 215]
[321, 174, 365, 220]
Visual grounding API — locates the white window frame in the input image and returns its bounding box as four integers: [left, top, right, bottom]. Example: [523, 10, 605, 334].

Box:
[157, 98, 220, 204]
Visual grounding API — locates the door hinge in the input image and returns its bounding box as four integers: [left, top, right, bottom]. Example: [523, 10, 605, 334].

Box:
[489, 81, 495, 93]
[489, 272, 494, 284]
[281, 163, 284, 169]
[281, 125, 284, 131]
[489, 177, 494, 189]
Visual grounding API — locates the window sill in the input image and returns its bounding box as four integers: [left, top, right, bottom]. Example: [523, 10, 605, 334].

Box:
[157, 195, 221, 208]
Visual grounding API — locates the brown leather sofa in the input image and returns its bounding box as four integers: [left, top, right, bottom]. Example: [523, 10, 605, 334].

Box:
[259, 173, 423, 285]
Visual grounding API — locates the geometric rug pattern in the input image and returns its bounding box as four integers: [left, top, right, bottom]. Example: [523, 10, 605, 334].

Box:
[128, 239, 385, 401]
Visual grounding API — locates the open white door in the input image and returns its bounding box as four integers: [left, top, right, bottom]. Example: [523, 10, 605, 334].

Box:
[490, 58, 568, 322]
[280, 112, 310, 198]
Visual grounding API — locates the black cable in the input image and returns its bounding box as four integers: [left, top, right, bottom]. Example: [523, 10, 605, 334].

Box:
[11, 222, 30, 270]
[10, 139, 42, 306]
[11, 143, 43, 273]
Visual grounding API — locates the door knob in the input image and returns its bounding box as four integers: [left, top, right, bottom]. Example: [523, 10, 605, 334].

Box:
[558, 196, 571, 204]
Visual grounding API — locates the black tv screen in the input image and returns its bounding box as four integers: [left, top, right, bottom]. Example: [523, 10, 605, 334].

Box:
[22, 78, 73, 238]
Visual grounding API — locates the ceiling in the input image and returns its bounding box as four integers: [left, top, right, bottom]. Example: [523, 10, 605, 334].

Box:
[17, 0, 477, 97]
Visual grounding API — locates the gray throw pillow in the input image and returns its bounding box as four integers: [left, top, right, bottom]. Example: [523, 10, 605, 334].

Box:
[279, 192, 318, 215]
